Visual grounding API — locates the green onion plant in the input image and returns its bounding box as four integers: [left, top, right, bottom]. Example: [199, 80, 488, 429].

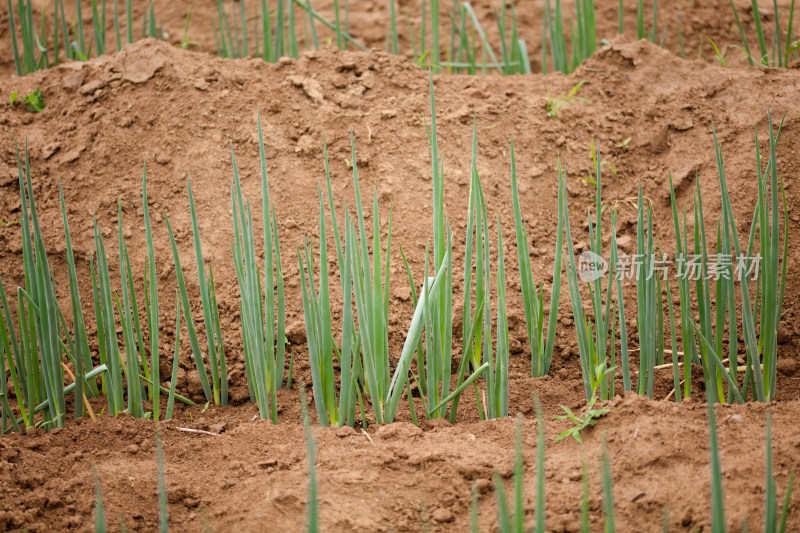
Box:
[732, 0, 797, 67]
[510, 139, 562, 378]
[461, 127, 509, 419]
[298, 141, 360, 428]
[542, 0, 597, 73]
[230, 113, 286, 422]
[562, 149, 626, 402]
[6, 0, 161, 76]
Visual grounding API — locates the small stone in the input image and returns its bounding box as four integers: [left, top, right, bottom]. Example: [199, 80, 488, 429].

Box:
[778, 358, 797, 376]
[296, 134, 316, 153]
[476, 478, 492, 494]
[432, 508, 453, 523]
[122, 45, 165, 83]
[509, 336, 524, 355]
[61, 145, 86, 163]
[289, 77, 325, 103]
[777, 325, 794, 344]
[393, 286, 411, 302]
[286, 320, 306, 345]
[375, 422, 422, 440]
[616, 234, 633, 252]
[79, 79, 104, 95]
[670, 116, 694, 131]
[334, 426, 356, 438]
[729, 414, 743, 424]
[41, 142, 61, 160]
[155, 152, 171, 165]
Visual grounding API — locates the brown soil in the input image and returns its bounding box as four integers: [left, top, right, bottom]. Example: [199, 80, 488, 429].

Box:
[1, 2, 800, 532]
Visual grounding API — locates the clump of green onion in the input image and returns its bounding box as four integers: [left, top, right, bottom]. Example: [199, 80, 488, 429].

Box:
[510, 138, 563, 378]
[188, 177, 228, 406]
[542, 0, 597, 74]
[230, 112, 286, 422]
[300, 386, 319, 532]
[298, 138, 359, 428]
[213, 0, 366, 60]
[6, 0, 162, 75]
[561, 148, 625, 402]
[731, 0, 797, 67]
[461, 124, 509, 419]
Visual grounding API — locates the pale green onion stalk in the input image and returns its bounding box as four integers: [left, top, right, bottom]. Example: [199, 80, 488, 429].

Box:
[61, 182, 98, 407]
[634, 185, 658, 397]
[93, 216, 125, 415]
[510, 138, 562, 378]
[703, 113, 788, 403]
[491, 406, 546, 532]
[230, 111, 286, 422]
[344, 132, 393, 424]
[419, 70, 457, 420]
[164, 212, 214, 404]
[142, 165, 161, 420]
[298, 158, 359, 427]
[542, 0, 596, 74]
[731, 0, 797, 67]
[116, 202, 144, 419]
[601, 438, 615, 532]
[188, 177, 228, 406]
[93, 467, 107, 533]
[764, 412, 795, 533]
[461, 130, 508, 419]
[561, 149, 623, 403]
[668, 174, 696, 401]
[300, 387, 319, 532]
[156, 429, 169, 533]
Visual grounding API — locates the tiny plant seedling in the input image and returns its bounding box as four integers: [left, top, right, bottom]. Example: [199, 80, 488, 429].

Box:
[177, 6, 198, 50]
[23, 89, 45, 112]
[615, 137, 631, 151]
[582, 140, 617, 186]
[546, 80, 590, 119]
[555, 365, 614, 443]
[9, 89, 45, 112]
[706, 37, 728, 66]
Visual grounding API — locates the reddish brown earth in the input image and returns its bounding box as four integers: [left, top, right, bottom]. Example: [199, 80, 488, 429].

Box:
[2, 1, 800, 532]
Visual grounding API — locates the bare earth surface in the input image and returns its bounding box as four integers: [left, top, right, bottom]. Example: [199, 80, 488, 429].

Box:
[1, 1, 800, 532]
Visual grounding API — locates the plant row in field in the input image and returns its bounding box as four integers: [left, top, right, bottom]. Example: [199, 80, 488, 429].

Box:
[89, 395, 793, 532]
[0, 74, 790, 434]
[9, 1, 797, 79]
[212, 0, 800, 73]
[6, 0, 163, 77]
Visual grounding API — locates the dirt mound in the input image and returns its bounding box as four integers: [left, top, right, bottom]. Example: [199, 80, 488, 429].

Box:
[1, 391, 798, 532]
[0, 32, 799, 533]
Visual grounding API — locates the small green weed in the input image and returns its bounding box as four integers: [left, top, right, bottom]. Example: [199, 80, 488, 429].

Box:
[545, 81, 589, 119]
